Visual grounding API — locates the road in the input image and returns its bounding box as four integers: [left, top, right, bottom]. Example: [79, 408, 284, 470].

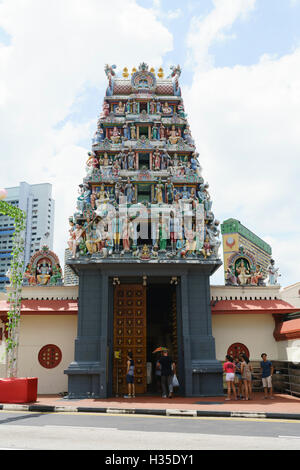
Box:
[0, 410, 299, 451]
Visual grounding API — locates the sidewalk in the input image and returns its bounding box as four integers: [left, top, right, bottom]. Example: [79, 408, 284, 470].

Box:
[1, 393, 300, 420]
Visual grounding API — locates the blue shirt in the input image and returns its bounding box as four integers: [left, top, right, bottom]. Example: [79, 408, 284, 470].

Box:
[261, 360, 272, 378]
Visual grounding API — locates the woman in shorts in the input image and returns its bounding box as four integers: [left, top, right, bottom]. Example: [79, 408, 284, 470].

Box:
[240, 353, 253, 400]
[234, 356, 243, 399]
[223, 355, 237, 401]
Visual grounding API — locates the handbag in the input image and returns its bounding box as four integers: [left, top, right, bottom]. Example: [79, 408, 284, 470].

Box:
[172, 374, 179, 387]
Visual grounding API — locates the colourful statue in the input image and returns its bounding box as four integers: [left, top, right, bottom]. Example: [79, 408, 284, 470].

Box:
[162, 102, 172, 114]
[153, 149, 161, 170]
[267, 259, 280, 285]
[69, 62, 220, 264]
[155, 179, 164, 204]
[250, 265, 264, 286]
[115, 101, 125, 115]
[201, 236, 212, 259]
[236, 259, 251, 285]
[165, 178, 174, 204]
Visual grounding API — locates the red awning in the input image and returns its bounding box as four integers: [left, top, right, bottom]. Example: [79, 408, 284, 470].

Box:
[0, 299, 78, 316]
[274, 317, 300, 341]
[211, 299, 299, 315]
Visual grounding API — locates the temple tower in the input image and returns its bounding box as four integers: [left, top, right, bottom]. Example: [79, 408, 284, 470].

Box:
[65, 63, 223, 398]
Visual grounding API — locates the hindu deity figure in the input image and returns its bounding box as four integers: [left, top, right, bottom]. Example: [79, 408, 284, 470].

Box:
[181, 229, 196, 257]
[181, 186, 190, 200]
[267, 259, 281, 285]
[197, 183, 212, 212]
[159, 124, 166, 140]
[127, 148, 135, 170]
[112, 159, 121, 177]
[95, 185, 109, 216]
[124, 178, 135, 204]
[168, 125, 180, 145]
[165, 177, 174, 204]
[161, 150, 171, 170]
[23, 264, 36, 286]
[77, 184, 91, 213]
[69, 224, 84, 259]
[111, 126, 121, 144]
[149, 100, 156, 114]
[152, 124, 159, 140]
[130, 124, 136, 140]
[84, 216, 98, 255]
[177, 103, 186, 118]
[121, 217, 131, 253]
[183, 124, 194, 145]
[115, 101, 125, 115]
[190, 153, 199, 171]
[114, 178, 123, 204]
[201, 236, 212, 259]
[156, 101, 161, 113]
[123, 123, 130, 140]
[126, 101, 131, 113]
[250, 265, 264, 286]
[49, 264, 62, 286]
[236, 259, 251, 285]
[225, 264, 239, 286]
[36, 260, 51, 285]
[155, 179, 164, 204]
[153, 148, 161, 170]
[100, 100, 110, 119]
[162, 102, 172, 114]
[103, 152, 110, 166]
[132, 100, 138, 114]
[86, 152, 99, 175]
[92, 126, 105, 145]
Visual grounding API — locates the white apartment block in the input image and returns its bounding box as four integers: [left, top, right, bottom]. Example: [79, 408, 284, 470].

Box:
[0, 182, 55, 290]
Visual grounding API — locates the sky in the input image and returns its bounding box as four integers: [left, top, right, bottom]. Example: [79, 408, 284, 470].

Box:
[0, 0, 300, 287]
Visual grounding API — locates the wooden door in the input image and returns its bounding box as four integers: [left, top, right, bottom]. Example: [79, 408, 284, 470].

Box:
[113, 284, 147, 395]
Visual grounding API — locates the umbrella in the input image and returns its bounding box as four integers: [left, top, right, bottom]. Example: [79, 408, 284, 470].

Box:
[152, 347, 168, 354]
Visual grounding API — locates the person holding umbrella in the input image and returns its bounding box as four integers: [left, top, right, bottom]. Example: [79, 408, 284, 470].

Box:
[156, 348, 176, 398]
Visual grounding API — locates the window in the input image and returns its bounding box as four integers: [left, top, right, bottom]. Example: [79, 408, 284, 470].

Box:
[227, 343, 250, 360]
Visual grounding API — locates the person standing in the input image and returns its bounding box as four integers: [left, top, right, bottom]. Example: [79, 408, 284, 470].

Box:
[158, 350, 175, 398]
[260, 353, 274, 399]
[223, 355, 237, 401]
[240, 354, 253, 400]
[124, 352, 135, 398]
[234, 356, 243, 399]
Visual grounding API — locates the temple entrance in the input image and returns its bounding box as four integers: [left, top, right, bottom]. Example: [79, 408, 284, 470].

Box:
[112, 281, 178, 396]
[146, 283, 177, 394]
[113, 284, 147, 396]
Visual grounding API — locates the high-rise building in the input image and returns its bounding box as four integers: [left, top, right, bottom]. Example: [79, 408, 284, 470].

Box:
[0, 182, 55, 290]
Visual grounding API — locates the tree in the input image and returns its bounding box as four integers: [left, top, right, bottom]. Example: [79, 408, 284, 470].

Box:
[0, 199, 26, 378]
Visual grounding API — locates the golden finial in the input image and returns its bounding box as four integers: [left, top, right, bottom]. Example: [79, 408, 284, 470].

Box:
[157, 67, 164, 78]
[131, 67, 137, 75]
[150, 67, 155, 75]
[123, 67, 129, 78]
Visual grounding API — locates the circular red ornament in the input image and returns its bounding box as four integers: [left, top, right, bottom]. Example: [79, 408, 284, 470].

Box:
[38, 344, 62, 369]
[227, 343, 250, 360]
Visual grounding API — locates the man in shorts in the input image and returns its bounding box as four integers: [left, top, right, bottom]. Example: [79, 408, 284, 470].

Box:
[260, 353, 274, 399]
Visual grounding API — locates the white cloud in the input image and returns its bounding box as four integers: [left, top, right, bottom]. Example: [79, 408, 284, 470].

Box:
[0, 0, 173, 268]
[184, 2, 300, 287]
[186, 0, 256, 69]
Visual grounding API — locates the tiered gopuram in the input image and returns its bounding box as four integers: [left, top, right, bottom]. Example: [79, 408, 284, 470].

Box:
[67, 63, 221, 262]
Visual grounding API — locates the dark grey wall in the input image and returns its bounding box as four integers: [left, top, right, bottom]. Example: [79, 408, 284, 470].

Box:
[65, 260, 223, 398]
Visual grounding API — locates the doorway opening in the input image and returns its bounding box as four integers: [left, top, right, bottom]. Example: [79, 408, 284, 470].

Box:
[146, 283, 178, 394]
